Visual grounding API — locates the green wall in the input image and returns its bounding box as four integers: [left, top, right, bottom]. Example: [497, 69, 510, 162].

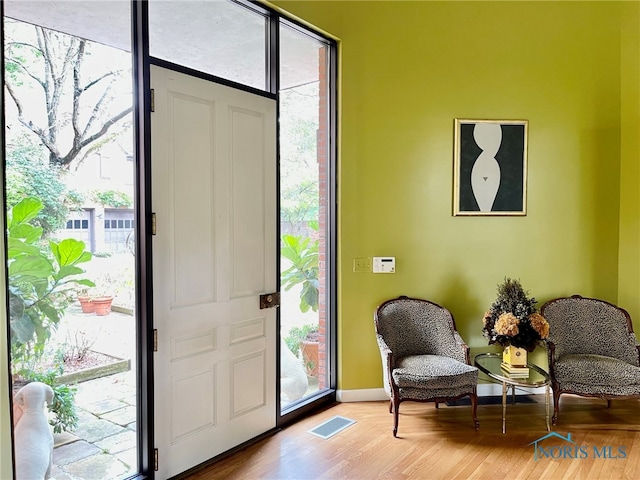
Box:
[274, 1, 640, 390]
[619, 2, 640, 320]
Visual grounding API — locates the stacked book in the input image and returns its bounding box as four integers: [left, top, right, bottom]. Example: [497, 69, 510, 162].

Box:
[501, 362, 530, 377]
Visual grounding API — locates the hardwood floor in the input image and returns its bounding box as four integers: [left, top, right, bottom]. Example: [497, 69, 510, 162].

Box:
[182, 395, 640, 480]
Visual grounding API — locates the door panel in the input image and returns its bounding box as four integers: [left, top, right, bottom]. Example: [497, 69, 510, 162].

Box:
[151, 65, 277, 479]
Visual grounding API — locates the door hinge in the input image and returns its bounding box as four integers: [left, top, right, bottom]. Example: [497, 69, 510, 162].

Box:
[154, 448, 159, 471]
[153, 329, 158, 352]
[150, 88, 155, 112]
[151, 212, 157, 235]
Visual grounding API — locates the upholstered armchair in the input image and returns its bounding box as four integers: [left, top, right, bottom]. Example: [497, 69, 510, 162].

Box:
[541, 295, 640, 425]
[374, 296, 479, 436]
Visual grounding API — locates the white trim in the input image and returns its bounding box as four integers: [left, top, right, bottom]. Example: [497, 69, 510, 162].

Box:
[336, 388, 388, 403]
[336, 384, 546, 403]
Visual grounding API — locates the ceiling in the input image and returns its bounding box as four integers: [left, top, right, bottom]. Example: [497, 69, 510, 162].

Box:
[4, 0, 320, 90]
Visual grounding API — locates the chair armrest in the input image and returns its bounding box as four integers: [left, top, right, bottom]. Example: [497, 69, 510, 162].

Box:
[376, 334, 394, 368]
[453, 331, 471, 365]
[376, 334, 396, 391]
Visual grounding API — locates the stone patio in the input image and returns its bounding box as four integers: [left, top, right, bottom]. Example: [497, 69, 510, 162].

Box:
[49, 307, 137, 480]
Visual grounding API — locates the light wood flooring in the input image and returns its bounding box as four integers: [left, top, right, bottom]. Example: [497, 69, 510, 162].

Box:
[182, 395, 640, 480]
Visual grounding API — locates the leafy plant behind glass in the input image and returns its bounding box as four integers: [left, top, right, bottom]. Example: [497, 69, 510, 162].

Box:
[284, 323, 319, 354]
[8, 197, 94, 365]
[281, 221, 319, 313]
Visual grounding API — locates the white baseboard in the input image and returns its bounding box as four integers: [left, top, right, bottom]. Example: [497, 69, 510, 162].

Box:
[336, 388, 388, 403]
[336, 384, 546, 403]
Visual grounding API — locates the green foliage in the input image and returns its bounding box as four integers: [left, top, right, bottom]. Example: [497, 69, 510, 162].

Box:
[5, 141, 71, 236]
[281, 227, 319, 313]
[281, 180, 318, 236]
[65, 189, 86, 211]
[20, 367, 78, 434]
[8, 197, 94, 365]
[482, 278, 547, 352]
[279, 84, 320, 237]
[284, 324, 319, 354]
[91, 189, 133, 208]
[491, 278, 537, 319]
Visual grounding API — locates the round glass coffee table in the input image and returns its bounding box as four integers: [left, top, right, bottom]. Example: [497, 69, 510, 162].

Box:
[474, 353, 551, 434]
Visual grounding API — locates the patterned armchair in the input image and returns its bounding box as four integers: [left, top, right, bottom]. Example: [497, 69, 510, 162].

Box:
[374, 296, 479, 436]
[541, 295, 640, 425]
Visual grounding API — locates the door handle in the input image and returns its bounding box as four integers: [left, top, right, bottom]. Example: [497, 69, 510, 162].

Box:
[259, 292, 280, 309]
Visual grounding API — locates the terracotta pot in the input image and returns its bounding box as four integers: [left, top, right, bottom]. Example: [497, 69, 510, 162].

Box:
[93, 296, 113, 316]
[78, 296, 95, 314]
[301, 340, 319, 377]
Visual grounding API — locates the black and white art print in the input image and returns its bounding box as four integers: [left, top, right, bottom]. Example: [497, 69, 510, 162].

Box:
[453, 119, 528, 216]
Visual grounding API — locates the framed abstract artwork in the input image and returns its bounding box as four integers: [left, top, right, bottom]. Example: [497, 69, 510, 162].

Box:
[453, 119, 528, 216]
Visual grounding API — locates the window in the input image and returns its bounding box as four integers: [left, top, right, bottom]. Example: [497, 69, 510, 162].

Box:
[149, 0, 268, 90]
[279, 21, 334, 413]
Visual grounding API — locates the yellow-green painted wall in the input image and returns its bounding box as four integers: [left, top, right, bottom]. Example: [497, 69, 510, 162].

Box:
[619, 2, 640, 320]
[273, 1, 640, 390]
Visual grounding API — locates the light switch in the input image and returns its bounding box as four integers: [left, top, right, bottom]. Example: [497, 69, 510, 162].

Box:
[373, 257, 395, 273]
[353, 257, 371, 273]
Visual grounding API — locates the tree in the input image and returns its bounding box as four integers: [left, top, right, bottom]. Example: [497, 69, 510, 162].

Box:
[279, 85, 321, 239]
[4, 20, 132, 169]
[5, 135, 76, 236]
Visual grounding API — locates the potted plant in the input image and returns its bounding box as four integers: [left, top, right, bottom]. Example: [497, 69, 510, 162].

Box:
[300, 325, 319, 377]
[284, 324, 320, 376]
[80, 269, 120, 316]
[482, 277, 550, 369]
[77, 292, 95, 314]
[92, 295, 113, 316]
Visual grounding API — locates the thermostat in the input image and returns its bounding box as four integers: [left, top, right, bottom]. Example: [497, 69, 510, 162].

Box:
[373, 257, 395, 273]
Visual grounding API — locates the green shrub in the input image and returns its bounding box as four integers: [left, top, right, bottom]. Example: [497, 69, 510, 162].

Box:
[8, 197, 94, 364]
[19, 366, 78, 434]
[91, 189, 133, 208]
[284, 324, 318, 354]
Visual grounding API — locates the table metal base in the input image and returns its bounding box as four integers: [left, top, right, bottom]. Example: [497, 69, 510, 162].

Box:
[501, 382, 550, 434]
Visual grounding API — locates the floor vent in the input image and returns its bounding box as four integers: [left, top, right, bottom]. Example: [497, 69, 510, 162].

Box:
[308, 415, 356, 439]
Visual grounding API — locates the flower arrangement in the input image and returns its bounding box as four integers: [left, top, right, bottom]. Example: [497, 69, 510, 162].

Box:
[482, 278, 549, 352]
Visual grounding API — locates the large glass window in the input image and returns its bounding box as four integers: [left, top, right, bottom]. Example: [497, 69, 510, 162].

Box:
[149, 0, 268, 90]
[3, 2, 138, 478]
[279, 22, 333, 412]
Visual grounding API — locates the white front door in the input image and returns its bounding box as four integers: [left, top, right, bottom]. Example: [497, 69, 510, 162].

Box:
[151, 66, 277, 479]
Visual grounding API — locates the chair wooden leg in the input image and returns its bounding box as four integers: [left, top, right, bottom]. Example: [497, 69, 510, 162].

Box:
[470, 392, 479, 430]
[552, 390, 561, 425]
[392, 398, 400, 437]
[389, 399, 393, 414]
[435, 402, 439, 409]
[607, 399, 612, 409]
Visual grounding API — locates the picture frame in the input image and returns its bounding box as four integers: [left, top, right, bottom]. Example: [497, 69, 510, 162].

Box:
[453, 119, 528, 216]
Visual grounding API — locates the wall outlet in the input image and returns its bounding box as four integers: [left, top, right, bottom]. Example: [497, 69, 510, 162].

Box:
[353, 257, 371, 273]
